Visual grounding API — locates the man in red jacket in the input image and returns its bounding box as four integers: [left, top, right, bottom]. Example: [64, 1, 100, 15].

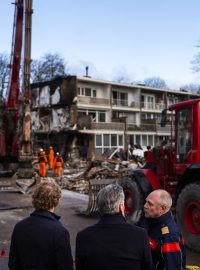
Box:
[139, 189, 186, 270]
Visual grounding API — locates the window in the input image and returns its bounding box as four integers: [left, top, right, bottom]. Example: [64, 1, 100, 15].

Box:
[99, 112, 106, 122]
[78, 110, 106, 122]
[176, 108, 192, 163]
[77, 87, 97, 97]
[168, 95, 179, 105]
[96, 135, 102, 146]
[129, 134, 155, 148]
[112, 90, 128, 106]
[111, 134, 117, 146]
[95, 134, 124, 155]
[142, 135, 147, 146]
[141, 94, 155, 109]
[93, 89, 97, 97]
[85, 88, 91, 96]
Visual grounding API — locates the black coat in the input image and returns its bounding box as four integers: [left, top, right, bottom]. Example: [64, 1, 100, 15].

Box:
[8, 210, 74, 270]
[76, 213, 152, 270]
[138, 212, 186, 270]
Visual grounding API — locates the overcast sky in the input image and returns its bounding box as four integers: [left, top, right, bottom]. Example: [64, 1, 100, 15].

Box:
[1, 0, 200, 89]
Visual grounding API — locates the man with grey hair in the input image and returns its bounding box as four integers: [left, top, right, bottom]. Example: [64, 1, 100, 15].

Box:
[139, 189, 186, 270]
[76, 183, 152, 270]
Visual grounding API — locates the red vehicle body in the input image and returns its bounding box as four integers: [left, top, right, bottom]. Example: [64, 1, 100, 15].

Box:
[123, 98, 200, 252]
[0, 0, 39, 192]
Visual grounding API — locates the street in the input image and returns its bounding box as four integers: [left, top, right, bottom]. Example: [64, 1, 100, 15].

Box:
[0, 189, 199, 269]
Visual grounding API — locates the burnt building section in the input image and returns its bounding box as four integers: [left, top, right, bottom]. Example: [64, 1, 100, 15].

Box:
[31, 75, 200, 161]
[31, 76, 90, 160]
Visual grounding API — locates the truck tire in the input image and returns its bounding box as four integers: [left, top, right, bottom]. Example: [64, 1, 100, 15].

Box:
[176, 182, 200, 252]
[118, 176, 144, 224]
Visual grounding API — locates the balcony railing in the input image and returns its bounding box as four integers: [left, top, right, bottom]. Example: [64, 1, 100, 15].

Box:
[77, 96, 110, 106]
[91, 122, 125, 130]
[141, 102, 166, 110]
[112, 99, 140, 109]
[127, 123, 156, 132]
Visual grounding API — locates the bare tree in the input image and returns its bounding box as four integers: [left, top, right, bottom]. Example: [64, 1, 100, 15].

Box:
[144, 77, 167, 88]
[0, 52, 10, 99]
[191, 43, 200, 73]
[180, 83, 200, 93]
[31, 53, 68, 83]
[114, 75, 131, 83]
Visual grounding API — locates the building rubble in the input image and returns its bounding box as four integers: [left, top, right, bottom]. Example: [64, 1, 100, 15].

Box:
[59, 148, 144, 194]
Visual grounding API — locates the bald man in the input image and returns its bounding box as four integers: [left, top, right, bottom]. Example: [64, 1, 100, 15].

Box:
[138, 189, 186, 270]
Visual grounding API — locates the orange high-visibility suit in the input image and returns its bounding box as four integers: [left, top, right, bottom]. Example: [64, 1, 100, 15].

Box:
[39, 152, 47, 177]
[48, 147, 55, 170]
[54, 154, 64, 177]
[37, 149, 43, 162]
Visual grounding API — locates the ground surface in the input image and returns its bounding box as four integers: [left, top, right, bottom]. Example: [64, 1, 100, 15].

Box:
[0, 188, 199, 269]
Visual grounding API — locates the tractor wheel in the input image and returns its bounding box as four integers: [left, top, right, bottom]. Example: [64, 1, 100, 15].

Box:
[176, 182, 200, 252]
[118, 176, 144, 224]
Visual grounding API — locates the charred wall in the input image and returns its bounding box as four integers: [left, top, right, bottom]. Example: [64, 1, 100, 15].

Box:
[31, 76, 90, 159]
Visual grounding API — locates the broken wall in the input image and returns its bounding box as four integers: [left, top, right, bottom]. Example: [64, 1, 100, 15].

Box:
[31, 76, 91, 158]
[31, 76, 77, 133]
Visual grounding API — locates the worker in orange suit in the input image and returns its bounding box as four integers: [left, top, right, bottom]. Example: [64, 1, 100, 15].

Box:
[48, 146, 55, 170]
[54, 152, 64, 177]
[37, 148, 43, 162]
[39, 151, 47, 177]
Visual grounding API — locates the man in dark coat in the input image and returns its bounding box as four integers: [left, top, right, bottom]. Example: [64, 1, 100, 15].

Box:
[8, 180, 74, 270]
[138, 189, 186, 270]
[76, 184, 152, 270]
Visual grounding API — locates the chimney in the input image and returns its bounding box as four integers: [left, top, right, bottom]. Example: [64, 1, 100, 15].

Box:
[85, 66, 89, 77]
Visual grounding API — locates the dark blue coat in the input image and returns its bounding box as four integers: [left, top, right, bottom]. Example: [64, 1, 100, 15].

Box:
[8, 210, 74, 270]
[76, 213, 152, 270]
[139, 211, 186, 270]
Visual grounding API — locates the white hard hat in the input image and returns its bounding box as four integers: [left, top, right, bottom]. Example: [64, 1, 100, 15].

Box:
[40, 148, 43, 152]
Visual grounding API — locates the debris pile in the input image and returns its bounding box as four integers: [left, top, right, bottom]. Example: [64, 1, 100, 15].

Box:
[61, 147, 144, 194]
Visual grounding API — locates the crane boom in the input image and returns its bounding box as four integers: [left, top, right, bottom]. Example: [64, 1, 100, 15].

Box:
[0, 0, 40, 193]
[6, 0, 23, 109]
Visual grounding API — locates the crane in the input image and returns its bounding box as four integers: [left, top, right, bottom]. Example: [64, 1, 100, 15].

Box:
[0, 0, 40, 193]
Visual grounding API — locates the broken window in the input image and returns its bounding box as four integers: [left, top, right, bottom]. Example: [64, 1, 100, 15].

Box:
[78, 110, 106, 123]
[95, 134, 124, 155]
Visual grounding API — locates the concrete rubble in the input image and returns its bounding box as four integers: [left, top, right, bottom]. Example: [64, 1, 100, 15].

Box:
[59, 148, 144, 194]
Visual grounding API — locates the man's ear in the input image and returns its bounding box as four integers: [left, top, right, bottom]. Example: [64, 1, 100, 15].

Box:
[119, 202, 125, 216]
[161, 204, 167, 213]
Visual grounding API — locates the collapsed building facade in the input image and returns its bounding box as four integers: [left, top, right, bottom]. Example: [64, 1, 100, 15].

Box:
[31, 75, 200, 160]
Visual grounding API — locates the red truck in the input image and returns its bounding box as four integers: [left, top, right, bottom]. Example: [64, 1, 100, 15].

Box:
[122, 98, 200, 252]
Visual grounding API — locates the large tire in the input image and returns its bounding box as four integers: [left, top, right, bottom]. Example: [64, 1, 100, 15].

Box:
[176, 182, 200, 252]
[118, 176, 144, 224]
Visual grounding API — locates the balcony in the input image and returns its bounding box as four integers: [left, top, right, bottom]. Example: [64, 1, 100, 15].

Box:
[141, 102, 166, 111]
[112, 99, 140, 109]
[91, 122, 125, 131]
[127, 123, 156, 132]
[77, 96, 110, 106]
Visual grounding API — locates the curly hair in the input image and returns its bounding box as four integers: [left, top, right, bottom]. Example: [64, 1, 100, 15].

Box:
[32, 180, 61, 211]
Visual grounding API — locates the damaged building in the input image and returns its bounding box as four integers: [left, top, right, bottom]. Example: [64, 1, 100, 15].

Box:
[31, 75, 200, 160]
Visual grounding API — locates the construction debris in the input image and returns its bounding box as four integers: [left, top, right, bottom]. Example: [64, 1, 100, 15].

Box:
[60, 148, 144, 195]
